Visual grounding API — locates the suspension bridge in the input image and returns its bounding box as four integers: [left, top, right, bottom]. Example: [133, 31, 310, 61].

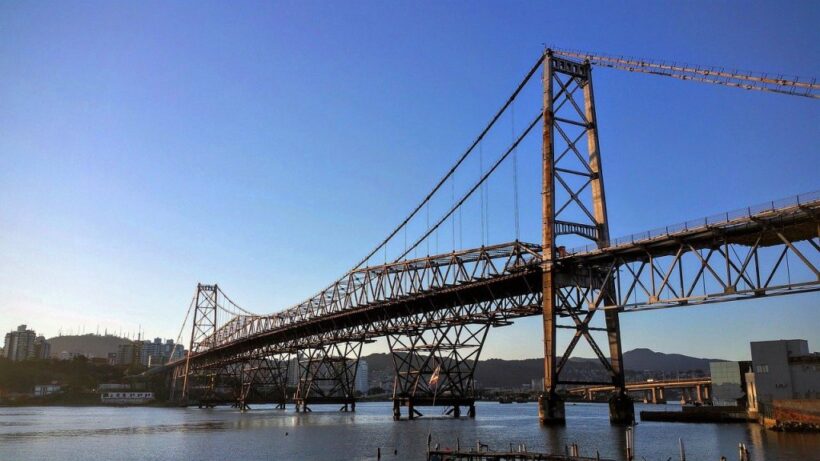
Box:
[166, 48, 820, 424]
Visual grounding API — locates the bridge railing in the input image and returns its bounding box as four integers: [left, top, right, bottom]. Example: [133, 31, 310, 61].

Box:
[567, 190, 819, 255]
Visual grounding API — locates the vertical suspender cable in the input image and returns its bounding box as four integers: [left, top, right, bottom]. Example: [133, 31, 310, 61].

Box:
[451, 175, 456, 252]
[479, 141, 486, 246]
[426, 203, 430, 255]
[512, 99, 520, 241]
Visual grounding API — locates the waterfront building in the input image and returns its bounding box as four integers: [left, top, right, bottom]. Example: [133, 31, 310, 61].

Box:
[100, 391, 154, 405]
[3, 325, 37, 361]
[33, 384, 61, 396]
[748, 339, 820, 408]
[355, 360, 369, 393]
[709, 361, 752, 407]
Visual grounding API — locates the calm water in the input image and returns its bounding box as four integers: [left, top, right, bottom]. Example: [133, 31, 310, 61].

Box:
[1, 402, 818, 460]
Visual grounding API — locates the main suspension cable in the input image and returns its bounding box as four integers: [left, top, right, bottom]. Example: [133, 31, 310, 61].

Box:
[349, 54, 545, 270]
[394, 111, 542, 262]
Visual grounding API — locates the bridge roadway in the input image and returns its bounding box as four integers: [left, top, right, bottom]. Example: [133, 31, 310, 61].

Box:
[180, 195, 819, 370]
[567, 377, 712, 403]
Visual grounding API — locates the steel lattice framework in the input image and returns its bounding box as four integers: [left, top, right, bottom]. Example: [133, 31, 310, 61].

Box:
[167, 49, 820, 423]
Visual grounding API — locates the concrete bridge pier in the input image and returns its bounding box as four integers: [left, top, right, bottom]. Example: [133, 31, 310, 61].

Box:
[655, 386, 666, 404]
[538, 392, 566, 424]
[609, 393, 634, 424]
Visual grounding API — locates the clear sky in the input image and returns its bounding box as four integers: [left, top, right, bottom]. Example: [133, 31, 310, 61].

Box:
[1, 1, 818, 361]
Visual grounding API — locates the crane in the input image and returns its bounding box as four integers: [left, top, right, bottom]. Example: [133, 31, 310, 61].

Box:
[549, 47, 820, 99]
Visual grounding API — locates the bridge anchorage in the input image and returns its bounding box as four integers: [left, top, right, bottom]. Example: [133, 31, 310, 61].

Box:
[166, 48, 820, 424]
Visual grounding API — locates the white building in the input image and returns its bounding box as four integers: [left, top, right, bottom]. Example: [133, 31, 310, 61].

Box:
[3, 325, 37, 361]
[34, 384, 61, 396]
[356, 360, 369, 394]
[101, 392, 154, 405]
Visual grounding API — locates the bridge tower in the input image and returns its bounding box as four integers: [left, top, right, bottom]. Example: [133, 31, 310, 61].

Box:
[180, 283, 219, 403]
[539, 51, 634, 424]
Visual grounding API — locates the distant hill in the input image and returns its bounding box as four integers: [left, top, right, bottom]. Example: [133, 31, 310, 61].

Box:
[361, 348, 725, 389]
[47, 334, 132, 359]
[623, 348, 724, 373]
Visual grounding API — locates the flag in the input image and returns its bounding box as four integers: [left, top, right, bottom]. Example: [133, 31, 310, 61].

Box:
[429, 364, 441, 388]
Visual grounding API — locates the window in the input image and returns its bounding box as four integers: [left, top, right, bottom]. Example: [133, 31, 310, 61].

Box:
[755, 364, 769, 373]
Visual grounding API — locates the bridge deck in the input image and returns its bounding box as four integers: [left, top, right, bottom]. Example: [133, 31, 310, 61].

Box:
[181, 195, 818, 368]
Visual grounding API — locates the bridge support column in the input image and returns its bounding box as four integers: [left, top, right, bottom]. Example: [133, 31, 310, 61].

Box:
[388, 323, 489, 420]
[235, 352, 291, 411]
[655, 387, 666, 404]
[294, 342, 362, 412]
[540, 51, 630, 425]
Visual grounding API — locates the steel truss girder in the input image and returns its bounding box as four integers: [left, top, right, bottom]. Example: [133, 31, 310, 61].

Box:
[578, 230, 820, 311]
[184, 242, 541, 362]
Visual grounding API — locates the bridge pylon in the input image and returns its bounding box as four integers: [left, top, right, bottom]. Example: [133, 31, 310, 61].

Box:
[294, 342, 362, 412]
[177, 283, 219, 404]
[539, 50, 633, 424]
[388, 322, 489, 420]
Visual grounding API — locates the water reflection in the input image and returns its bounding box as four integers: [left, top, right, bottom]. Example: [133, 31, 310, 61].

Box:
[0, 402, 817, 461]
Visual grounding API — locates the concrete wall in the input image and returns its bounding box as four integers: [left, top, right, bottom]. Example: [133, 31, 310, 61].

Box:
[767, 399, 820, 431]
[750, 340, 807, 404]
[790, 359, 820, 399]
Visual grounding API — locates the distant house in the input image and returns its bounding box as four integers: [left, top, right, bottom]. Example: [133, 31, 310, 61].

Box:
[34, 384, 61, 397]
[101, 392, 154, 405]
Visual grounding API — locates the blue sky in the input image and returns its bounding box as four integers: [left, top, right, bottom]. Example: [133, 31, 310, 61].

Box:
[1, 1, 818, 361]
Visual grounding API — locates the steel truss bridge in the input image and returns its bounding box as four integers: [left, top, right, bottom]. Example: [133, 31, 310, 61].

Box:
[168, 48, 819, 424]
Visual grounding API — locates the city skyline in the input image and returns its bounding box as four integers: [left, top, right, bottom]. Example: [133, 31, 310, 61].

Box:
[1, 2, 818, 362]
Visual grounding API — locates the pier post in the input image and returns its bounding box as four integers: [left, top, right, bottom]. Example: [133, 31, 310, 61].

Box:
[392, 399, 401, 421]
